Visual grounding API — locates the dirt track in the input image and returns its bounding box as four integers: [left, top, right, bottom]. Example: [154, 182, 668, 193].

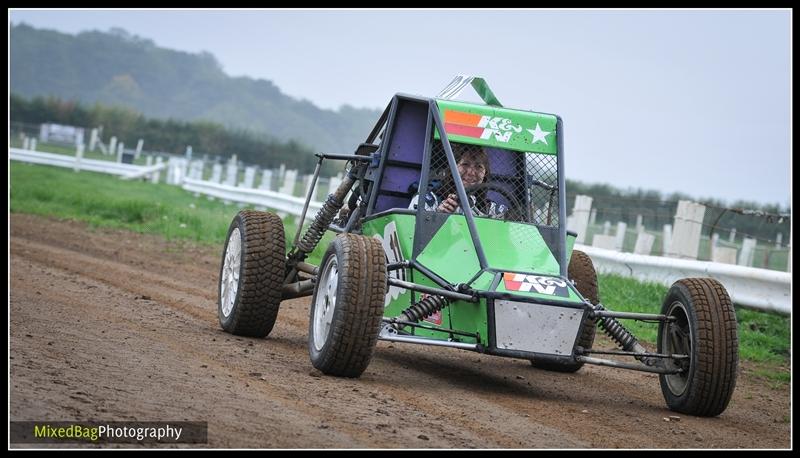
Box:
[9, 213, 791, 448]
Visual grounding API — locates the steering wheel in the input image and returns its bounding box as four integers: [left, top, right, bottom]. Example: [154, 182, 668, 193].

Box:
[464, 182, 526, 221]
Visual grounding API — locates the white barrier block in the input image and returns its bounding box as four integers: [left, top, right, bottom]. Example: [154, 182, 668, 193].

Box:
[669, 200, 705, 259]
[224, 162, 238, 187]
[633, 232, 655, 255]
[241, 166, 257, 188]
[738, 237, 757, 267]
[712, 246, 738, 265]
[592, 234, 618, 250]
[210, 164, 223, 183]
[568, 195, 593, 244]
[662, 224, 672, 256]
[279, 169, 298, 195]
[260, 169, 273, 190]
[151, 157, 163, 183]
[614, 222, 627, 251]
[135, 139, 144, 158]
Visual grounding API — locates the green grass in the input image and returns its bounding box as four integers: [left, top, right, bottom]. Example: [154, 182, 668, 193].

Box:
[11, 162, 790, 374]
[10, 161, 331, 265]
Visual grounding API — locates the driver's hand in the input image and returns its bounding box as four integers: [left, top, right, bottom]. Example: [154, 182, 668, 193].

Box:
[437, 194, 458, 213]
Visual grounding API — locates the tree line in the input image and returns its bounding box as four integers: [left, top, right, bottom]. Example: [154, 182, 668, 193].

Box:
[10, 94, 341, 176]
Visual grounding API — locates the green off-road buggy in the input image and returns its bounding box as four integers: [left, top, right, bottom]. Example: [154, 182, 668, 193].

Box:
[217, 76, 738, 417]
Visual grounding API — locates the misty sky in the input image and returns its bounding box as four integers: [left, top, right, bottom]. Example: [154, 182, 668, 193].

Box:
[9, 9, 792, 207]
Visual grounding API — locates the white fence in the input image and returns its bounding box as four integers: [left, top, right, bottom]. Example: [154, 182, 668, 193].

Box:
[181, 178, 322, 217]
[576, 244, 791, 315]
[10, 148, 154, 176]
[11, 149, 791, 314]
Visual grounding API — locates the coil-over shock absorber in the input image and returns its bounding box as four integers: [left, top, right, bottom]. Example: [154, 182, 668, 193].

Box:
[294, 175, 356, 256]
[594, 305, 655, 366]
[396, 295, 450, 325]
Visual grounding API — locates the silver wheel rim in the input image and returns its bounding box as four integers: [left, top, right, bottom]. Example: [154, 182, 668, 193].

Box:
[313, 254, 339, 351]
[220, 227, 242, 318]
[663, 300, 692, 395]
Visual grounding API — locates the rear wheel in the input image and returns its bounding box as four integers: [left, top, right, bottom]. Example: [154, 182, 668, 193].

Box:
[308, 234, 387, 377]
[218, 210, 285, 337]
[658, 278, 738, 416]
[530, 249, 598, 373]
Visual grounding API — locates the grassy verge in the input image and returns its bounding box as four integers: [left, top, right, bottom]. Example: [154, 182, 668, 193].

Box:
[10, 161, 330, 264]
[598, 273, 791, 384]
[11, 162, 790, 379]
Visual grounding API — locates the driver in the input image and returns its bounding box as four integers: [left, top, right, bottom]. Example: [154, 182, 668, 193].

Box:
[409, 144, 507, 219]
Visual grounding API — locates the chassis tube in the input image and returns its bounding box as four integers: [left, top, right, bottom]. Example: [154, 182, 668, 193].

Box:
[577, 356, 682, 375]
[387, 278, 476, 302]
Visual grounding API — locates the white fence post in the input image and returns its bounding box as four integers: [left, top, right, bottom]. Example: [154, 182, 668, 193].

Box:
[568, 195, 593, 244]
[614, 222, 627, 251]
[775, 232, 782, 248]
[109, 137, 117, 157]
[116, 142, 125, 162]
[738, 237, 757, 267]
[259, 169, 273, 190]
[635, 214, 643, 233]
[710, 233, 720, 261]
[662, 224, 672, 256]
[729, 228, 736, 243]
[589, 208, 597, 226]
[74, 143, 84, 172]
[241, 166, 257, 188]
[210, 163, 223, 183]
[30, 138, 37, 151]
[224, 161, 238, 187]
[633, 231, 655, 255]
[151, 157, 163, 183]
[135, 139, 144, 159]
[188, 160, 203, 180]
[279, 169, 298, 195]
[668, 200, 706, 259]
[89, 128, 99, 152]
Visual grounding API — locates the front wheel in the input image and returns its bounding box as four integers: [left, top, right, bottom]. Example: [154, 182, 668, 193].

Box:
[218, 210, 285, 337]
[308, 234, 387, 378]
[658, 278, 738, 416]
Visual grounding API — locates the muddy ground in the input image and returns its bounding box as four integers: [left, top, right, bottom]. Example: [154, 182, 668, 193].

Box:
[9, 213, 791, 448]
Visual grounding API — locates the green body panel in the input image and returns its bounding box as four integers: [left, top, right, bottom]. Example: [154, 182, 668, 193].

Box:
[473, 218, 560, 275]
[469, 271, 496, 290]
[361, 211, 578, 344]
[434, 99, 558, 155]
[448, 298, 488, 345]
[415, 216, 482, 285]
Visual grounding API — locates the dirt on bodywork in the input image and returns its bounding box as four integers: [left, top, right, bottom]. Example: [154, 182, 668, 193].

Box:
[9, 213, 791, 449]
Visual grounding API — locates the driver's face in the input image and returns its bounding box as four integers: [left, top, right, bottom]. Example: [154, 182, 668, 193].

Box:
[457, 156, 486, 188]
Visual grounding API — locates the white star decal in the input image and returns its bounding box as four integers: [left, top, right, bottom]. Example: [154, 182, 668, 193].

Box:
[527, 123, 551, 145]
